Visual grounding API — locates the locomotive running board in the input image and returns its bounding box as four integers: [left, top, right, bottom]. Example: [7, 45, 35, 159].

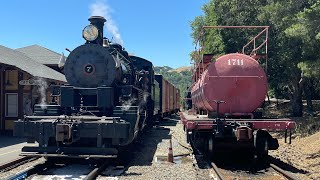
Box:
[20, 146, 118, 159]
[19, 153, 117, 159]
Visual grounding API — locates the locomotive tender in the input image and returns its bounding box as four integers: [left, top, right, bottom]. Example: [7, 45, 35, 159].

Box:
[14, 16, 179, 158]
[182, 26, 295, 159]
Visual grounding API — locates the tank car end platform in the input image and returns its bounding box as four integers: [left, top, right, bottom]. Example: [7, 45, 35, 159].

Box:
[180, 111, 295, 131]
[180, 111, 295, 158]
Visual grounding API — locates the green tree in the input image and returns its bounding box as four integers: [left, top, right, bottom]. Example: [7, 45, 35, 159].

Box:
[190, 0, 320, 117]
[259, 0, 319, 116]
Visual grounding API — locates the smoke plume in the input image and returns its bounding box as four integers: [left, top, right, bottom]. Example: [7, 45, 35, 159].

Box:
[90, 0, 124, 45]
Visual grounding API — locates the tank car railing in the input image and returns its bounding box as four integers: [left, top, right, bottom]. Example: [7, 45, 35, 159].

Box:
[241, 27, 268, 55]
[195, 26, 270, 73]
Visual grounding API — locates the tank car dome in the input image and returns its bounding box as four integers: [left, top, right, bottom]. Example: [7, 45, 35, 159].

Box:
[64, 44, 119, 88]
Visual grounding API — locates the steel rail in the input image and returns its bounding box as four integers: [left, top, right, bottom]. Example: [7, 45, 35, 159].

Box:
[0, 156, 38, 172]
[0, 156, 31, 170]
[210, 162, 225, 180]
[85, 160, 110, 180]
[6, 161, 49, 180]
[270, 163, 298, 180]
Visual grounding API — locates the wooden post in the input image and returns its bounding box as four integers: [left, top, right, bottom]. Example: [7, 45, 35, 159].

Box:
[0, 65, 3, 131]
[284, 129, 287, 143]
[18, 71, 23, 118]
[167, 138, 174, 163]
[289, 129, 292, 144]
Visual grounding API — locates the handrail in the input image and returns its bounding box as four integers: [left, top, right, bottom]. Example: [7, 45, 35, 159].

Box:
[242, 27, 268, 54]
[193, 25, 270, 75]
[250, 40, 268, 56]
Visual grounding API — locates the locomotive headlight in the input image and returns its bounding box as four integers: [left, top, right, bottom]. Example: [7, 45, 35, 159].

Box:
[82, 25, 99, 41]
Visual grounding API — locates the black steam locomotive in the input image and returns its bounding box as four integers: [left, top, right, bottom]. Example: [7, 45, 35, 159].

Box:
[14, 16, 159, 158]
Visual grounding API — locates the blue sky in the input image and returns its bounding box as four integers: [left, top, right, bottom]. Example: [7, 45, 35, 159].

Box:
[0, 0, 207, 68]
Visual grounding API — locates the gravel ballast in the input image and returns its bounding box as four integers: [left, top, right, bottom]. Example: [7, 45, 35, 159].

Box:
[99, 117, 211, 180]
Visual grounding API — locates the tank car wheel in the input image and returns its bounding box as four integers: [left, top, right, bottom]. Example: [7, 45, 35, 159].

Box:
[186, 130, 191, 144]
[208, 136, 213, 153]
[254, 130, 269, 161]
[207, 136, 214, 159]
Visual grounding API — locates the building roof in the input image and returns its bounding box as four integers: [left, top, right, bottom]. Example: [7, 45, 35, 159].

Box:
[0, 45, 66, 82]
[16, 44, 61, 65]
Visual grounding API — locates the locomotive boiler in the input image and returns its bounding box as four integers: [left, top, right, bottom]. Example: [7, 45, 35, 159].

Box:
[14, 16, 155, 158]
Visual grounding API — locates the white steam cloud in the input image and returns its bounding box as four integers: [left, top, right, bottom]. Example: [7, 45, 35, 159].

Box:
[121, 98, 137, 111]
[90, 0, 124, 45]
[35, 77, 48, 109]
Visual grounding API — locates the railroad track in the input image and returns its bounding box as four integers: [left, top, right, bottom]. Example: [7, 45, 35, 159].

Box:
[2, 132, 139, 179]
[209, 156, 298, 180]
[5, 157, 128, 180]
[6, 158, 55, 180]
[85, 160, 126, 180]
[189, 138, 299, 180]
[0, 156, 39, 173]
[85, 160, 110, 180]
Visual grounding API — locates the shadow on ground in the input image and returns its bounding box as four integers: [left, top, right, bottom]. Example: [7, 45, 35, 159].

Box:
[212, 150, 269, 172]
[0, 136, 26, 148]
[195, 148, 309, 176]
[269, 156, 309, 174]
[160, 115, 179, 126]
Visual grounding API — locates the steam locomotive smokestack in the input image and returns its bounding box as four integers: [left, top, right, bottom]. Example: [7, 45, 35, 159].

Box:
[88, 16, 106, 45]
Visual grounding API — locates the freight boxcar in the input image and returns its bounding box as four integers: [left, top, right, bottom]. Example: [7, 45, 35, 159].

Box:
[170, 83, 175, 113]
[154, 74, 180, 118]
[176, 89, 180, 112]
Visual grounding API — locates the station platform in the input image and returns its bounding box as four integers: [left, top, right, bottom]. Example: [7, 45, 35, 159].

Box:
[0, 136, 36, 165]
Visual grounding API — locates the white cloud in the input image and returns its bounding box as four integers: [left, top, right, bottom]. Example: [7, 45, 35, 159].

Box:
[90, 0, 123, 45]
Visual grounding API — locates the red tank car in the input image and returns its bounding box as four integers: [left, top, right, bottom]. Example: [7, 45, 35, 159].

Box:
[181, 26, 295, 160]
[191, 53, 268, 114]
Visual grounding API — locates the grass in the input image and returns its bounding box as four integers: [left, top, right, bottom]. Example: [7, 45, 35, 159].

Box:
[264, 100, 320, 137]
[294, 116, 320, 137]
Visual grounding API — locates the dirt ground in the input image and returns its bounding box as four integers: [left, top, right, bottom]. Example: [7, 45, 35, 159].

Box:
[266, 100, 320, 180]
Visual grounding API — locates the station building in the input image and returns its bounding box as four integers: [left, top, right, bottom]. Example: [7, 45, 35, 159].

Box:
[0, 45, 66, 134]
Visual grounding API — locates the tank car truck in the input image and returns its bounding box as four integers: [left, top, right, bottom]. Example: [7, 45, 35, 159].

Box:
[14, 16, 157, 159]
[181, 26, 295, 160]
